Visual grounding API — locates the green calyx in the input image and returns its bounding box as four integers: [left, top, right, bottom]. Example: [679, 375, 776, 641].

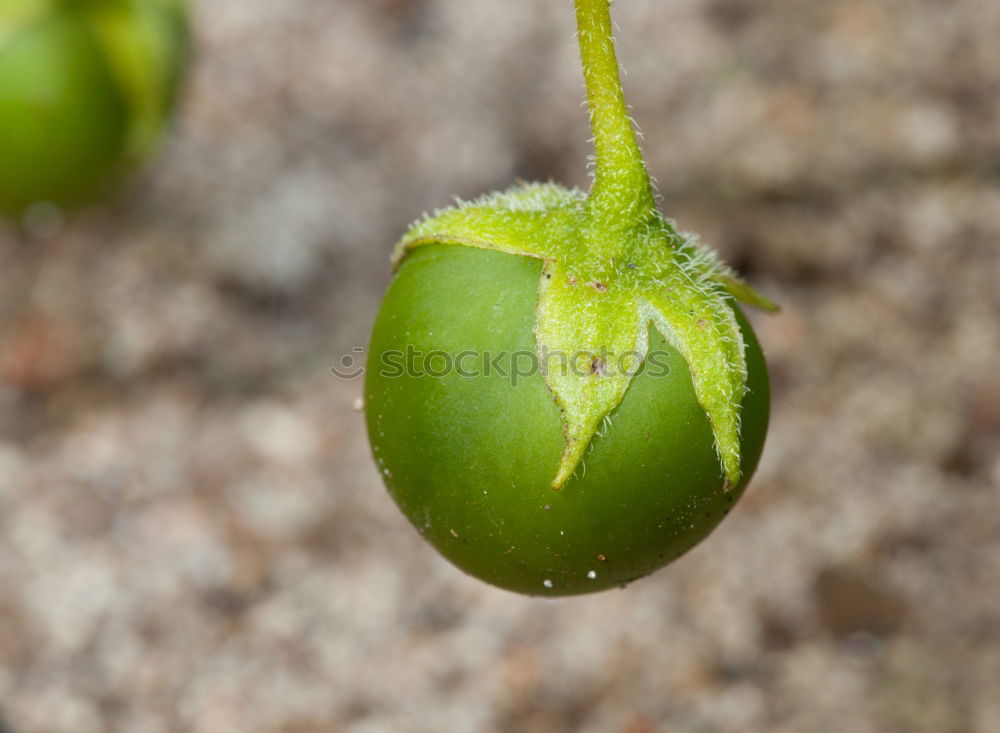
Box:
[82, 0, 189, 161]
[393, 0, 776, 490]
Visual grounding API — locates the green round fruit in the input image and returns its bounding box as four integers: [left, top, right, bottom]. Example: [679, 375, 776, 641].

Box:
[365, 244, 770, 596]
[0, 0, 189, 217]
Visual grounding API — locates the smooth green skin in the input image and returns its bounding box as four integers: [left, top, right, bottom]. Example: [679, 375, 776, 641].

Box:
[0, 12, 125, 213]
[366, 244, 770, 597]
[0, 0, 187, 216]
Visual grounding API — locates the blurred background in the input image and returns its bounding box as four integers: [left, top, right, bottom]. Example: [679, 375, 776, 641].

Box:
[1, 0, 999, 731]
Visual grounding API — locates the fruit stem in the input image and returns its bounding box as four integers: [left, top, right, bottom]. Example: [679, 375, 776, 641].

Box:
[574, 0, 656, 229]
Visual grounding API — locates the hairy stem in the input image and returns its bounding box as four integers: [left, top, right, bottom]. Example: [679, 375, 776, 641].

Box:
[574, 0, 655, 228]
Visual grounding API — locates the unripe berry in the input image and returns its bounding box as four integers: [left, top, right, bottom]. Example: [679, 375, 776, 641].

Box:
[365, 0, 777, 596]
[0, 0, 189, 217]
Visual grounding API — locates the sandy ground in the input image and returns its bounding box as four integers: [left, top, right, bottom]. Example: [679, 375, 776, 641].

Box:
[1, 0, 999, 731]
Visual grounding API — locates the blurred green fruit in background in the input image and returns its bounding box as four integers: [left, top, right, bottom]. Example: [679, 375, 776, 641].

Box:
[0, 0, 189, 218]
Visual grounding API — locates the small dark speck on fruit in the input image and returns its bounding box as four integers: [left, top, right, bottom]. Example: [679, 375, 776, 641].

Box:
[626, 263, 637, 269]
[590, 281, 608, 292]
[590, 357, 606, 376]
[567, 275, 578, 285]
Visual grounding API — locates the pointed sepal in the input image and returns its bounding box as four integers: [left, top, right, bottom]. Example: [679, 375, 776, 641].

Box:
[638, 274, 748, 489]
[394, 183, 585, 269]
[534, 263, 645, 489]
